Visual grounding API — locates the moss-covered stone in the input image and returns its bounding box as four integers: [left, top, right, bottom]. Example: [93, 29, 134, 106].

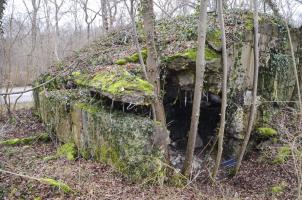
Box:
[115, 58, 128, 65]
[126, 49, 148, 63]
[0, 133, 50, 146]
[36, 90, 167, 183]
[33, 11, 302, 183]
[257, 127, 278, 138]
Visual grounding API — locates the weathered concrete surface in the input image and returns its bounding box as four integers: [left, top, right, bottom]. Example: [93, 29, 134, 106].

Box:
[37, 90, 169, 183]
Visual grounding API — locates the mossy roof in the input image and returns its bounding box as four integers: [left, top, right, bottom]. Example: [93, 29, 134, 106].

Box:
[37, 10, 290, 104]
[72, 67, 154, 105]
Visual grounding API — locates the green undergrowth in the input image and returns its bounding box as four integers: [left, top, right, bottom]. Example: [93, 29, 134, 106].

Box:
[271, 181, 287, 195]
[40, 178, 73, 193]
[273, 146, 291, 164]
[0, 133, 50, 146]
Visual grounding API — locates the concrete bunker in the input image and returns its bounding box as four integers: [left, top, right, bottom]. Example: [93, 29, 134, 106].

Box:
[33, 11, 302, 182]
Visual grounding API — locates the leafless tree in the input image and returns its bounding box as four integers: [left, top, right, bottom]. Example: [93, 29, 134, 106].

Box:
[141, 0, 169, 156]
[235, 0, 260, 174]
[101, 0, 109, 31]
[182, 0, 208, 177]
[79, 0, 102, 41]
[49, 0, 66, 60]
[212, 0, 228, 179]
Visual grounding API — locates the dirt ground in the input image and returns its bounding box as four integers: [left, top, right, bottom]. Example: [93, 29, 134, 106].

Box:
[0, 109, 298, 200]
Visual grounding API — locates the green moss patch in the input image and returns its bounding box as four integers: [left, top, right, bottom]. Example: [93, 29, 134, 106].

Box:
[72, 69, 154, 105]
[0, 133, 50, 146]
[163, 48, 220, 63]
[57, 143, 77, 161]
[271, 185, 283, 194]
[271, 181, 287, 195]
[257, 127, 278, 138]
[44, 143, 77, 161]
[41, 178, 73, 193]
[115, 49, 148, 65]
[127, 49, 148, 63]
[115, 58, 128, 65]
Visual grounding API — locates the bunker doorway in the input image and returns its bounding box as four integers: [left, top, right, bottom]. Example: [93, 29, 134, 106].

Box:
[164, 89, 221, 151]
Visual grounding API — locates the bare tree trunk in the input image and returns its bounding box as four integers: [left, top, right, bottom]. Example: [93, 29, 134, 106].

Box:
[51, 0, 65, 60]
[79, 0, 101, 42]
[182, 0, 208, 177]
[212, 0, 228, 179]
[235, 0, 260, 174]
[107, 0, 117, 28]
[101, 0, 109, 31]
[141, 0, 169, 154]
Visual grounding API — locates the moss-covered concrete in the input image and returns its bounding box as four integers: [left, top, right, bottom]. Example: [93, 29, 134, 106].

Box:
[72, 69, 154, 105]
[115, 49, 148, 65]
[72, 102, 166, 183]
[36, 90, 168, 183]
[163, 48, 220, 63]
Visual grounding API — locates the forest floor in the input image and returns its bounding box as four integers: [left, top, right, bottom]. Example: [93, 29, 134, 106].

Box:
[0, 109, 298, 200]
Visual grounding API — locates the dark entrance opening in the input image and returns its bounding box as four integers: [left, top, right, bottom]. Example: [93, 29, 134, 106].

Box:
[163, 77, 221, 151]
